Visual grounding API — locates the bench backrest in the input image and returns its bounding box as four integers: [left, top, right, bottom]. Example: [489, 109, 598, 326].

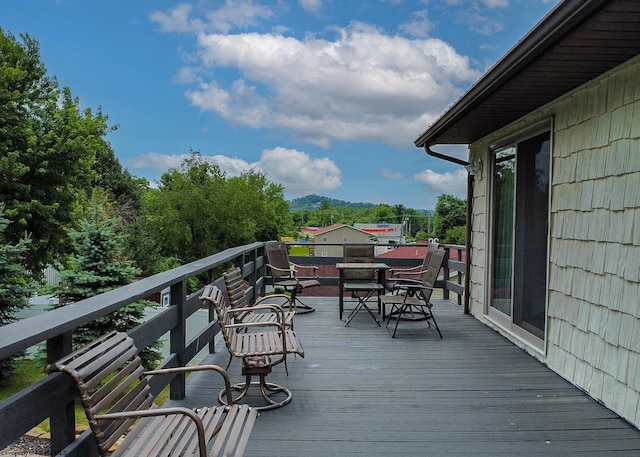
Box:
[222, 268, 252, 321]
[47, 332, 154, 457]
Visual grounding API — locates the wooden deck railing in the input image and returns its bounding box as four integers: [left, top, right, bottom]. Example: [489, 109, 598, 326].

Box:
[0, 241, 466, 456]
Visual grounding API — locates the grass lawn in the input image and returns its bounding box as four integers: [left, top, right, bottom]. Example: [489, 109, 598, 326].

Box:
[289, 245, 310, 256]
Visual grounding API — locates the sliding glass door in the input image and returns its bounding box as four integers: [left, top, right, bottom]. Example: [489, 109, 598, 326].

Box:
[490, 130, 550, 340]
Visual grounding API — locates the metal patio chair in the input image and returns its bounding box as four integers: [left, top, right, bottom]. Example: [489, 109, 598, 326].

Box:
[200, 285, 305, 410]
[381, 248, 445, 338]
[265, 240, 320, 313]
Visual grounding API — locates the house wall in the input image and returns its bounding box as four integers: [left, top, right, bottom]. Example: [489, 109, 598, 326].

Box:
[467, 54, 640, 428]
[313, 227, 371, 257]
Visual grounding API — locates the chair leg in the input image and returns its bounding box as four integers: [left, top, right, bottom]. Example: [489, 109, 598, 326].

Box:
[290, 286, 315, 314]
[219, 366, 293, 411]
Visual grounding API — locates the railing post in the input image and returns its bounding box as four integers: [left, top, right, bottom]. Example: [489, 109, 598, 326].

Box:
[47, 332, 75, 456]
[442, 246, 450, 300]
[169, 280, 187, 400]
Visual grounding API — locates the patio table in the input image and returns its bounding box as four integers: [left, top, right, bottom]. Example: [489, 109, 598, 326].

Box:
[336, 262, 389, 323]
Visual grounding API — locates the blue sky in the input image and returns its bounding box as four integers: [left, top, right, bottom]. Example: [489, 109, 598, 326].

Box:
[3, 0, 560, 210]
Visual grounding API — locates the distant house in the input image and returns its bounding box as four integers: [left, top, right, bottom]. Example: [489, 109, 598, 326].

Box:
[414, 0, 640, 427]
[312, 224, 372, 257]
[354, 223, 404, 244]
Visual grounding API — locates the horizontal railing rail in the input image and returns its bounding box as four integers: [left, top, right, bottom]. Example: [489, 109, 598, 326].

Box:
[0, 240, 466, 456]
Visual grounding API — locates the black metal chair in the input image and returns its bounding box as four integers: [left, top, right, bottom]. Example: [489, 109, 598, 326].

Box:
[265, 240, 320, 313]
[381, 248, 445, 338]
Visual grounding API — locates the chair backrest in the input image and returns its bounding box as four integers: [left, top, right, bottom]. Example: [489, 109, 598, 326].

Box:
[201, 284, 234, 350]
[343, 244, 376, 281]
[223, 267, 252, 320]
[47, 332, 154, 457]
[421, 248, 446, 289]
[265, 241, 293, 281]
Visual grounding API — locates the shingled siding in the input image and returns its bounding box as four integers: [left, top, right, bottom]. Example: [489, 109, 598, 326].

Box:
[466, 54, 640, 429]
[547, 55, 640, 427]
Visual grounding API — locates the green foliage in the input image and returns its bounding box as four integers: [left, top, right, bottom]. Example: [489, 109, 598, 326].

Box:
[142, 151, 292, 266]
[0, 29, 113, 273]
[49, 207, 161, 369]
[444, 225, 467, 245]
[432, 194, 466, 241]
[0, 205, 32, 381]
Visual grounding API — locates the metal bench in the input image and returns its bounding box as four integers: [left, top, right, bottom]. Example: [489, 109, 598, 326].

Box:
[200, 285, 305, 410]
[47, 331, 257, 457]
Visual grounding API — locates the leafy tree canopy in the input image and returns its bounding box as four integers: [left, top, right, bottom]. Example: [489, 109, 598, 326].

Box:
[432, 194, 466, 241]
[143, 151, 292, 265]
[0, 29, 114, 272]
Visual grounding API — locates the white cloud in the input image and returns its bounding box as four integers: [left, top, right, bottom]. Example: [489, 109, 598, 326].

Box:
[150, 4, 194, 33]
[150, 1, 275, 34]
[480, 0, 509, 7]
[125, 148, 341, 197]
[380, 168, 404, 180]
[175, 21, 480, 147]
[413, 168, 467, 197]
[259, 147, 341, 195]
[125, 152, 189, 171]
[399, 10, 433, 38]
[299, 0, 323, 14]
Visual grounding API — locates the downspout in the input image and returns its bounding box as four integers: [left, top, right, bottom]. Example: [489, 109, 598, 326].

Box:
[424, 145, 472, 315]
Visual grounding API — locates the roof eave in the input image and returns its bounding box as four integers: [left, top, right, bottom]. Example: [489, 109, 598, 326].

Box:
[414, 0, 611, 148]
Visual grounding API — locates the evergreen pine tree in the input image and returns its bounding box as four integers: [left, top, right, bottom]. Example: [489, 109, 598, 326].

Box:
[50, 207, 161, 368]
[0, 205, 32, 381]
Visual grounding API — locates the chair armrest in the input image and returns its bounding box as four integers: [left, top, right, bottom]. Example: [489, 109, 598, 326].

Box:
[392, 280, 434, 291]
[233, 304, 288, 324]
[95, 406, 209, 457]
[266, 263, 295, 277]
[225, 317, 286, 332]
[289, 262, 319, 278]
[144, 364, 235, 406]
[255, 294, 290, 308]
[388, 264, 422, 277]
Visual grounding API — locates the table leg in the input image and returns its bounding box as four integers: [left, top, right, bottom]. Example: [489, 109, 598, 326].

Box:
[339, 270, 345, 320]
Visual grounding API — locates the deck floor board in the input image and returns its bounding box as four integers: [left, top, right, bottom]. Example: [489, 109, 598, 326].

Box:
[164, 298, 640, 456]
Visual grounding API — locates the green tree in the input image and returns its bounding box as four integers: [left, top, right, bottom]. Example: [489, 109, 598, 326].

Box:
[144, 151, 291, 265]
[1, 29, 112, 273]
[49, 207, 161, 369]
[0, 205, 31, 381]
[432, 194, 466, 241]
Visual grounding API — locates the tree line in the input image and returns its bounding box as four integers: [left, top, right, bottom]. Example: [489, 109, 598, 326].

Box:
[0, 29, 465, 379]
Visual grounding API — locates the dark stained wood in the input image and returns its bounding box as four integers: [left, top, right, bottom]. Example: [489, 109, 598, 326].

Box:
[164, 298, 640, 456]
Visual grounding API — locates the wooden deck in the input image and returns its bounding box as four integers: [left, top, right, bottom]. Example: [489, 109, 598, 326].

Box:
[164, 297, 640, 456]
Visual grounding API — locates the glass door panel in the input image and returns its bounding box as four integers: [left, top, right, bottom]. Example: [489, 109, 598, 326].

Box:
[513, 132, 550, 338]
[491, 147, 515, 316]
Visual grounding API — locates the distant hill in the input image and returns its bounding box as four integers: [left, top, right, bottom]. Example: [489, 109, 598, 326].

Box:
[288, 194, 432, 214]
[289, 194, 377, 211]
